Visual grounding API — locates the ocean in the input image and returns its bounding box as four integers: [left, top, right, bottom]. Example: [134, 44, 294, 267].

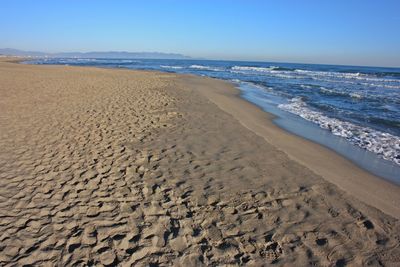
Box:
[25, 58, 400, 183]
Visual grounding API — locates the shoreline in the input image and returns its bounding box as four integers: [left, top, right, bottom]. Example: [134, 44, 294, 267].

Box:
[180, 75, 400, 219]
[21, 57, 400, 182]
[237, 81, 400, 184]
[1, 58, 399, 265]
[12, 57, 400, 217]
[11, 58, 400, 218]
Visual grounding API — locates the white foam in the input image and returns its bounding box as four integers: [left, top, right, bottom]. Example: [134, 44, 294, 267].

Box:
[231, 66, 400, 88]
[320, 87, 336, 94]
[231, 66, 279, 72]
[160, 65, 184, 69]
[349, 93, 363, 99]
[317, 87, 367, 99]
[359, 82, 400, 89]
[278, 98, 400, 165]
[76, 58, 97, 62]
[294, 69, 400, 85]
[189, 65, 222, 71]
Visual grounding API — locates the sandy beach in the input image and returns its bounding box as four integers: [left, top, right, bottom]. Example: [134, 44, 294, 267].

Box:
[0, 58, 399, 266]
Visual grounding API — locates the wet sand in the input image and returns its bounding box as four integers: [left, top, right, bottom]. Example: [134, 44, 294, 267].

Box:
[183, 75, 400, 219]
[0, 58, 399, 266]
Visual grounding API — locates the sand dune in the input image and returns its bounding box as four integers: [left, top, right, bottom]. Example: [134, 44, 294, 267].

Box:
[0, 59, 399, 266]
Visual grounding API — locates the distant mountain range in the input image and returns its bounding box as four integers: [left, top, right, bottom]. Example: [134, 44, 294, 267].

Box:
[0, 48, 191, 59]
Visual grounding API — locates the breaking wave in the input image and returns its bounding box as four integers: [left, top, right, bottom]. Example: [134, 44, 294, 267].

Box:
[189, 65, 223, 71]
[160, 65, 184, 69]
[278, 97, 400, 165]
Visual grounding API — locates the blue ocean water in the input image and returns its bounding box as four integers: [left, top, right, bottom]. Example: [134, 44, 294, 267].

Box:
[26, 58, 400, 182]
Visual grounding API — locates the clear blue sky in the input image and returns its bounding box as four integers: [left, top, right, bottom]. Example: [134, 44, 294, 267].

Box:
[1, 0, 400, 67]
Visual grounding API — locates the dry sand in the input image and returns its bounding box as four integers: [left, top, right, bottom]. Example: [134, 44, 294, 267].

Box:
[0, 58, 399, 266]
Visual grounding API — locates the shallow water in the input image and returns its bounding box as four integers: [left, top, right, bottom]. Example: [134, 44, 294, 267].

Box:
[25, 58, 400, 183]
[238, 82, 400, 184]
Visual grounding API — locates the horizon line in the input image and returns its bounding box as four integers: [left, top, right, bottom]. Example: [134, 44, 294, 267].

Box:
[2, 47, 399, 69]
